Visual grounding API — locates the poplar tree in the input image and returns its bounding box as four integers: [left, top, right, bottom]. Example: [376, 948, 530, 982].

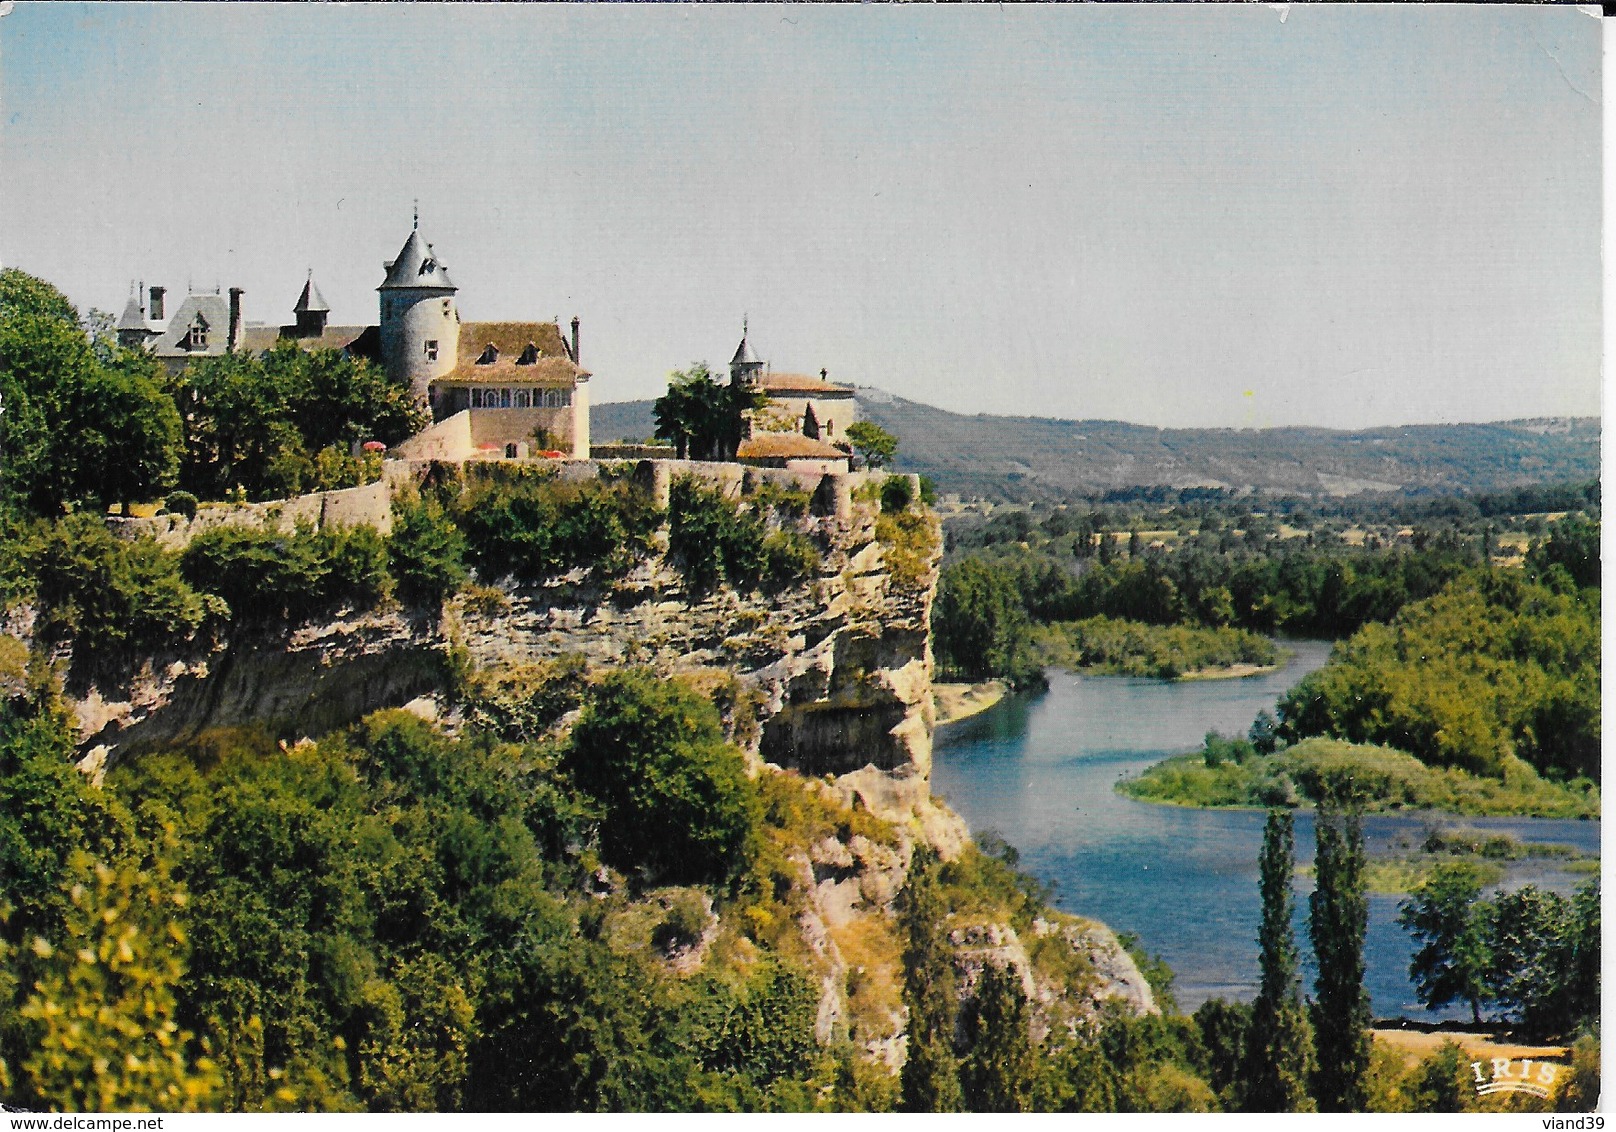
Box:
[899, 845, 963, 1113]
[1240, 808, 1315, 1112]
[1309, 795, 1371, 1111]
[959, 963, 1034, 1112]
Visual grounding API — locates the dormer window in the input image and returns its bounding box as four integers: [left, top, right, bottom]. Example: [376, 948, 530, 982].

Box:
[420, 257, 437, 276]
[477, 344, 498, 365]
[517, 343, 539, 365]
[186, 313, 210, 351]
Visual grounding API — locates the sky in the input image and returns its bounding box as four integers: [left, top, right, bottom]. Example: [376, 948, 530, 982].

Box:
[0, 3, 1602, 429]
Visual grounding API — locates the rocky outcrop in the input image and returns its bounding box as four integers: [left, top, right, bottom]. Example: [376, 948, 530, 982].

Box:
[50, 467, 964, 858]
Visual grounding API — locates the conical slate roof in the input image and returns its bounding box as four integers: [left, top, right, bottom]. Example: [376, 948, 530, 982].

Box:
[379, 228, 457, 291]
[294, 275, 330, 313]
[731, 335, 759, 367]
[116, 293, 148, 331]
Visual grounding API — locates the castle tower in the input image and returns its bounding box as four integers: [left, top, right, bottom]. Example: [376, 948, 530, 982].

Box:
[378, 214, 459, 405]
[293, 271, 331, 337]
[729, 318, 764, 386]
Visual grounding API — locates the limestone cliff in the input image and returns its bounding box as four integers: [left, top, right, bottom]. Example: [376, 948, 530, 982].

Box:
[30, 461, 1155, 1068]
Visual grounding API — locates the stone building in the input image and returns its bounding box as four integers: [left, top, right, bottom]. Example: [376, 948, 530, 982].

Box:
[114, 217, 591, 458]
[727, 326, 858, 444]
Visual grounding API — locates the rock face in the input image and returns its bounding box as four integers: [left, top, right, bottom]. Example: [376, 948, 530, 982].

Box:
[35, 466, 1153, 1068]
[50, 468, 966, 856]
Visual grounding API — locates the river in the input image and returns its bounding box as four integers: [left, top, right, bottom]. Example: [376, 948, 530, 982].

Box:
[930, 640, 1600, 1018]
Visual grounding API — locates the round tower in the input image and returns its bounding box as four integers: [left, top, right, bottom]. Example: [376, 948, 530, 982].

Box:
[378, 215, 459, 406]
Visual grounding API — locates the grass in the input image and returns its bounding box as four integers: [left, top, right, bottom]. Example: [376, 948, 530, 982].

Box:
[1120, 737, 1600, 819]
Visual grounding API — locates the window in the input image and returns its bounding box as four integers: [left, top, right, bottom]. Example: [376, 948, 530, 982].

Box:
[499, 388, 511, 408]
[518, 343, 539, 365]
[442, 299, 452, 317]
[187, 314, 209, 351]
[425, 340, 439, 361]
[505, 443, 519, 459]
[514, 389, 531, 408]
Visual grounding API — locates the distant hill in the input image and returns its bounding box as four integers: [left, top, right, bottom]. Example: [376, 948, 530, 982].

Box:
[591, 392, 1599, 501]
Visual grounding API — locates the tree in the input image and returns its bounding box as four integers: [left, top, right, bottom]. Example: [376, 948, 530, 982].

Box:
[564, 670, 759, 886]
[959, 963, 1033, 1112]
[898, 845, 963, 1113]
[652, 363, 769, 461]
[845, 421, 898, 469]
[18, 853, 224, 1112]
[1398, 862, 1491, 1024]
[1241, 808, 1315, 1112]
[1192, 998, 1249, 1109]
[0, 276, 181, 515]
[932, 558, 1039, 686]
[1309, 797, 1371, 1111]
[387, 491, 467, 606]
[1486, 882, 1598, 1036]
[1526, 513, 1599, 590]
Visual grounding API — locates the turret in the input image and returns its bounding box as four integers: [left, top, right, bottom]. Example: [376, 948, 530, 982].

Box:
[378, 213, 459, 405]
[293, 272, 330, 337]
[729, 318, 763, 386]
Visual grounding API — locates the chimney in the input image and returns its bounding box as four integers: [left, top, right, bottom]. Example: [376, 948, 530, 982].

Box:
[149, 286, 166, 323]
[228, 288, 245, 351]
[570, 316, 580, 367]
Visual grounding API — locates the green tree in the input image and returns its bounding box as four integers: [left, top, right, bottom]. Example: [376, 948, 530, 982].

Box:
[1192, 998, 1250, 1109]
[898, 845, 963, 1113]
[18, 854, 224, 1112]
[1241, 808, 1315, 1112]
[0, 272, 181, 514]
[1398, 862, 1491, 1024]
[845, 421, 898, 469]
[29, 514, 219, 669]
[564, 670, 759, 886]
[932, 558, 1040, 687]
[653, 363, 769, 461]
[666, 475, 766, 593]
[387, 491, 467, 606]
[1526, 513, 1599, 590]
[959, 963, 1034, 1112]
[1309, 797, 1371, 1111]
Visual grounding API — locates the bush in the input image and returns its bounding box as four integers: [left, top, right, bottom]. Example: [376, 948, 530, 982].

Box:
[388, 492, 467, 606]
[565, 669, 760, 886]
[29, 513, 219, 666]
[457, 468, 662, 582]
[164, 491, 198, 520]
[181, 521, 390, 624]
[761, 530, 821, 586]
[668, 476, 766, 594]
[879, 475, 914, 514]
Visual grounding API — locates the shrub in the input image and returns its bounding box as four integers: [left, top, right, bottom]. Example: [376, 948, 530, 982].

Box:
[879, 475, 914, 514]
[388, 492, 467, 606]
[565, 669, 760, 886]
[164, 491, 198, 520]
[181, 521, 390, 624]
[667, 476, 766, 594]
[457, 470, 662, 582]
[761, 530, 821, 586]
[30, 513, 218, 666]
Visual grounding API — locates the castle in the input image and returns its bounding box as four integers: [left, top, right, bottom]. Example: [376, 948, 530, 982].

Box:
[115, 217, 591, 459]
[724, 324, 859, 474]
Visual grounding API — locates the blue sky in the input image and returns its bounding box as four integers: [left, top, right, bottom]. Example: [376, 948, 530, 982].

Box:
[1, 3, 1600, 428]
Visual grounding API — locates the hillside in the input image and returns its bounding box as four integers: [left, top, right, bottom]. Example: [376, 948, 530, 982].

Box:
[591, 394, 1600, 502]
